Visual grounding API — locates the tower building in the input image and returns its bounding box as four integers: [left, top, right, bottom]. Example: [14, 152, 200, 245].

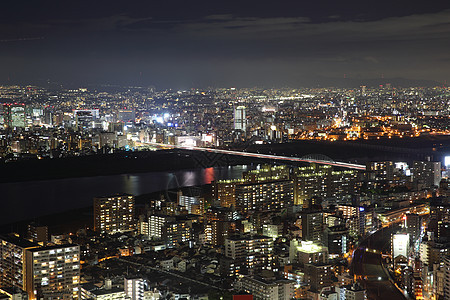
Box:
[234, 106, 246, 132]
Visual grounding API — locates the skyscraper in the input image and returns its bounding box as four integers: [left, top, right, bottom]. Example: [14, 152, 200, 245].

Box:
[234, 106, 246, 132]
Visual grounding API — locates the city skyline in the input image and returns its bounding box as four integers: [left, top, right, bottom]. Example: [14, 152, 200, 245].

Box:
[1, 2, 450, 299]
[0, 1, 449, 88]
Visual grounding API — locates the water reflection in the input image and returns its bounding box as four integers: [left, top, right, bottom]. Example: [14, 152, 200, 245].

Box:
[0, 165, 253, 225]
[204, 167, 215, 184]
[122, 175, 140, 196]
[180, 171, 196, 187]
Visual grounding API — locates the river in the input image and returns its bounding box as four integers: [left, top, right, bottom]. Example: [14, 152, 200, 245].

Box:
[1, 165, 251, 225]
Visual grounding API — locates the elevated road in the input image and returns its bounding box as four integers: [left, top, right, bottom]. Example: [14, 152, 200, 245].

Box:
[143, 142, 366, 170]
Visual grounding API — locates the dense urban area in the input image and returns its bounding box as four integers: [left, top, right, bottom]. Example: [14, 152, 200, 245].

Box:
[0, 85, 450, 160]
[1, 84, 450, 300]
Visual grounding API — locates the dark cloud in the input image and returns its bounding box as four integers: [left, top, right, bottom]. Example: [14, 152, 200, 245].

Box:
[0, 1, 449, 87]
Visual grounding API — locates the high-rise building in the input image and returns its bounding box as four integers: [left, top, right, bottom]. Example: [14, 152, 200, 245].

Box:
[93, 194, 135, 234]
[124, 277, 144, 300]
[213, 180, 239, 208]
[178, 194, 203, 214]
[437, 221, 450, 241]
[430, 201, 450, 222]
[24, 244, 80, 300]
[225, 235, 274, 275]
[118, 109, 136, 123]
[392, 233, 410, 266]
[137, 215, 149, 237]
[73, 109, 99, 129]
[205, 206, 237, 222]
[298, 210, 324, 243]
[413, 161, 441, 188]
[433, 263, 445, 298]
[235, 180, 293, 213]
[443, 256, 450, 300]
[262, 224, 282, 239]
[0, 234, 37, 290]
[293, 165, 358, 207]
[3, 104, 26, 128]
[411, 274, 423, 300]
[162, 221, 192, 248]
[205, 220, 231, 246]
[148, 215, 174, 239]
[324, 225, 349, 256]
[360, 85, 366, 95]
[406, 213, 422, 244]
[214, 165, 291, 208]
[304, 263, 332, 292]
[336, 205, 366, 237]
[234, 106, 246, 132]
[366, 161, 394, 183]
[242, 165, 290, 183]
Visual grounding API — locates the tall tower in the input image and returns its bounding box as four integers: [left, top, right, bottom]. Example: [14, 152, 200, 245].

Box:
[234, 106, 246, 132]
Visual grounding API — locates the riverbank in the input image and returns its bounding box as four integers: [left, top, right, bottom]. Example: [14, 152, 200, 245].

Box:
[2, 135, 449, 184]
[0, 184, 213, 236]
[0, 150, 197, 183]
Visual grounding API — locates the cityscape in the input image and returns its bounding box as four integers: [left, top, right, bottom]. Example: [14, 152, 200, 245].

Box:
[1, 1, 450, 300]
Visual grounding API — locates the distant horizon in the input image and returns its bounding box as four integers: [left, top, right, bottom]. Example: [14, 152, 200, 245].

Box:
[0, 75, 447, 91]
[0, 1, 449, 90]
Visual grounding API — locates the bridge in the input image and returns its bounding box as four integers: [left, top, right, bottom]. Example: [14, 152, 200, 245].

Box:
[142, 142, 366, 170]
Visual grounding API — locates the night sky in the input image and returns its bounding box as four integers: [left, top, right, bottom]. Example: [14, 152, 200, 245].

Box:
[1, 0, 450, 88]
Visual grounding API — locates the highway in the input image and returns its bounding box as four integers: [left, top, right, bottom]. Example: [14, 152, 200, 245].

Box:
[142, 142, 367, 170]
[352, 224, 406, 300]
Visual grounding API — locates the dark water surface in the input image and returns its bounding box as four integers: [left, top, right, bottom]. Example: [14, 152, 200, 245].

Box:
[1, 165, 250, 225]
